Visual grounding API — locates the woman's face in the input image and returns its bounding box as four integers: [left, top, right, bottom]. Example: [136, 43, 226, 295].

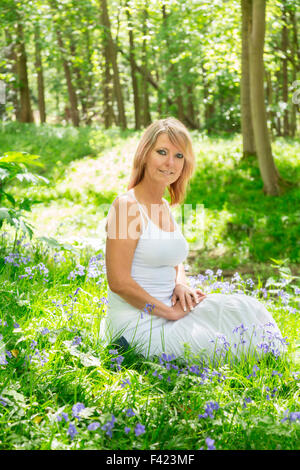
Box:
[144, 133, 185, 186]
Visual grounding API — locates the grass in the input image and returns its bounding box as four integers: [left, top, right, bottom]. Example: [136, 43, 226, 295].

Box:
[0, 122, 300, 450]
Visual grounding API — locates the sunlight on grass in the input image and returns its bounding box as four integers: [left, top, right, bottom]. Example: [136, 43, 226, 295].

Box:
[0, 124, 299, 450]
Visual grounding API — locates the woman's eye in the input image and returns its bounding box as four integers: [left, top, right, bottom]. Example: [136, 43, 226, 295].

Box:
[157, 149, 167, 155]
[176, 153, 184, 159]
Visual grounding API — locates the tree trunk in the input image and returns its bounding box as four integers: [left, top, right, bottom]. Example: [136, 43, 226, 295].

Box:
[186, 84, 196, 127]
[4, 29, 20, 120]
[126, 1, 141, 130]
[15, 23, 34, 123]
[249, 0, 280, 195]
[117, 46, 198, 129]
[34, 24, 46, 123]
[99, 0, 127, 129]
[142, 6, 151, 127]
[265, 69, 276, 136]
[69, 40, 88, 123]
[241, 0, 256, 157]
[281, 4, 289, 136]
[84, 26, 94, 125]
[290, 9, 299, 137]
[162, 4, 185, 123]
[55, 27, 80, 127]
[201, 64, 215, 131]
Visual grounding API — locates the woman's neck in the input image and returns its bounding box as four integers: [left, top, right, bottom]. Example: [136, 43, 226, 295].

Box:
[133, 181, 166, 205]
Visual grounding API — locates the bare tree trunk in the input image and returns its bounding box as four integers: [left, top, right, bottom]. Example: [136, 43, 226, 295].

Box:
[118, 46, 198, 129]
[99, 0, 127, 129]
[56, 28, 80, 127]
[84, 26, 93, 124]
[101, 29, 114, 128]
[69, 40, 88, 123]
[162, 4, 185, 123]
[186, 84, 196, 127]
[16, 23, 34, 123]
[265, 69, 276, 136]
[241, 0, 256, 157]
[281, 4, 289, 136]
[126, 0, 141, 130]
[142, 6, 151, 127]
[290, 9, 298, 137]
[249, 0, 280, 195]
[201, 64, 215, 131]
[4, 29, 20, 120]
[34, 24, 46, 123]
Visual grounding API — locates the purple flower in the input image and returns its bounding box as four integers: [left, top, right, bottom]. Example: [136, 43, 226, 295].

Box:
[101, 415, 116, 438]
[72, 336, 82, 346]
[281, 409, 300, 423]
[125, 426, 131, 434]
[0, 397, 7, 406]
[40, 328, 50, 336]
[72, 402, 85, 418]
[121, 379, 131, 388]
[198, 401, 220, 419]
[109, 349, 118, 355]
[88, 422, 100, 431]
[57, 412, 69, 422]
[13, 323, 20, 329]
[272, 370, 283, 377]
[134, 423, 145, 437]
[205, 437, 216, 450]
[125, 408, 135, 417]
[243, 397, 252, 408]
[0, 354, 8, 365]
[110, 354, 124, 371]
[67, 423, 78, 440]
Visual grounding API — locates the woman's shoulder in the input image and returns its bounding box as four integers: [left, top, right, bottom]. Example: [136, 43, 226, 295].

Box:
[110, 190, 137, 211]
[105, 190, 142, 235]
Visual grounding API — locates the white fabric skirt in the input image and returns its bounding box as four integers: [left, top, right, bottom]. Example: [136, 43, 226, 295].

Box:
[104, 291, 286, 364]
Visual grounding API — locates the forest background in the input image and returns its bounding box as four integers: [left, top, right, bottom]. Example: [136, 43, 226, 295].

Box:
[0, 0, 300, 451]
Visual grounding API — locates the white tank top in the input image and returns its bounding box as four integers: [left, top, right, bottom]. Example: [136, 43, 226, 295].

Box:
[107, 188, 189, 307]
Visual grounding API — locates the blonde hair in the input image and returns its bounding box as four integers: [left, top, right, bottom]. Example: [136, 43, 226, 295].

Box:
[127, 117, 195, 205]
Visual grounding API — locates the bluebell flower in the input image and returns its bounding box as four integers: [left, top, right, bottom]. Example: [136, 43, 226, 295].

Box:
[125, 408, 135, 417]
[72, 402, 85, 418]
[121, 379, 131, 388]
[134, 423, 145, 436]
[243, 397, 252, 408]
[40, 328, 50, 336]
[72, 336, 82, 346]
[124, 426, 131, 434]
[67, 423, 78, 440]
[88, 422, 100, 431]
[199, 401, 219, 419]
[101, 414, 116, 438]
[205, 437, 216, 450]
[56, 412, 69, 422]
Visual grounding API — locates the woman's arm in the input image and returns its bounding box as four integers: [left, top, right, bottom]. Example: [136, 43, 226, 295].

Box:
[175, 263, 188, 285]
[106, 196, 186, 321]
[172, 263, 206, 311]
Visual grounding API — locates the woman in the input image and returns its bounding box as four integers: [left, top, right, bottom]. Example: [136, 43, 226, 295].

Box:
[104, 117, 286, 363]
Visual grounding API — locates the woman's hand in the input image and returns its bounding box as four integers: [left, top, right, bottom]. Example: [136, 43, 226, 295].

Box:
[171, 283, 206, 313]
[168, 299, 190, 321]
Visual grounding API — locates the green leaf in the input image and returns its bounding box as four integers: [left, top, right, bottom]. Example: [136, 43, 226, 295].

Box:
[37, 236, 77, 253]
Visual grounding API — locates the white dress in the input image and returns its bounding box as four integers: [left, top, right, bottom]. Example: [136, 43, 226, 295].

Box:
[104, 188, 286, 363]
